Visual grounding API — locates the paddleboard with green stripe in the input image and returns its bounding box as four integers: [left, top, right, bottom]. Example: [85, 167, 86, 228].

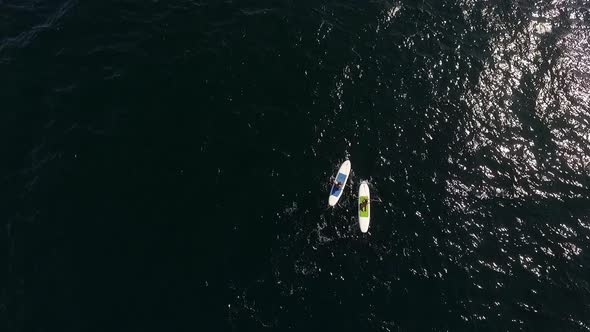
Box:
[359, 181, 370, 233]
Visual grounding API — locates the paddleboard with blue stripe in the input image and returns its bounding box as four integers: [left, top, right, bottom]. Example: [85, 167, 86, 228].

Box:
[328, 160, 351, 206]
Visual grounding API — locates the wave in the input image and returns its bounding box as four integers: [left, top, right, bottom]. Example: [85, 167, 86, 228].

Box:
[0, 0, 76, 55]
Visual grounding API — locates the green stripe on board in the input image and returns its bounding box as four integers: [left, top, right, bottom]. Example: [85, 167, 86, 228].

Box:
[359, 196, 369, 217]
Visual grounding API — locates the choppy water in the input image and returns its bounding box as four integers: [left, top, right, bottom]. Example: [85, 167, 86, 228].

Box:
[3, 0, 590, 331]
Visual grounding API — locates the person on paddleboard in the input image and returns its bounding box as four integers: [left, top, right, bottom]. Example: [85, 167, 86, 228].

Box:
[334, 180, 343, 189]
[359, 198, 368, 212]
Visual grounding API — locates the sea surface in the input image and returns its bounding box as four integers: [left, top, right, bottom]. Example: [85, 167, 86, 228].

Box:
[2, 0, 590, 331]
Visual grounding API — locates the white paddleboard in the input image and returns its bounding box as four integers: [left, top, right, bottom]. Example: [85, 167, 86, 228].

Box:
[328, 160, 351, 206]
[358, 181, 370, 233]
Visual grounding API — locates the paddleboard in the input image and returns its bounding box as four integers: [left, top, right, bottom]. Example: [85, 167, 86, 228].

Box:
[358, 181, 370, 233]
[328, 160, 351, 206]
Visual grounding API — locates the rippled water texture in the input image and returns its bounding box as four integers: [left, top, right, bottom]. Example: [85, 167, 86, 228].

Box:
[2, 0, 590, 331]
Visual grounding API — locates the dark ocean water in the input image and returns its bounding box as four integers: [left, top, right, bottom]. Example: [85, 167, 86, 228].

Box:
[2, 0, 590, 331]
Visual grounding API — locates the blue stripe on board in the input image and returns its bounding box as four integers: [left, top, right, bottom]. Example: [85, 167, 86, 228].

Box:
[330, 172, 348, 196]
